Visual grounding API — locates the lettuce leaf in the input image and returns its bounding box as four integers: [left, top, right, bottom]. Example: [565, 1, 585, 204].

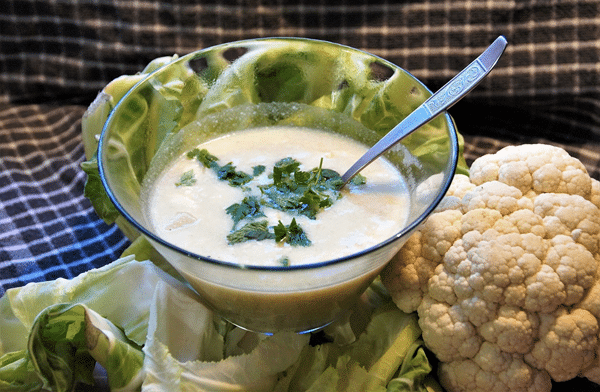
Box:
[27, 303, 144, 392]
[0, 257, 440, 392]
[0, 254, 312, 392]
[273, 302, 436, 392]
[386, 343, 443, 392]
[0, 256, 183, 391]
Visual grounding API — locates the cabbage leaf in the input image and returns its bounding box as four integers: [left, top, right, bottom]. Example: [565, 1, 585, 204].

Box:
[272, 302, 441, 392]
[0, 253, 440, 391]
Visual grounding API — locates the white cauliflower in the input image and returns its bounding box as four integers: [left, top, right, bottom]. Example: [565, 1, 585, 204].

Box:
[381, 144, 600, 392]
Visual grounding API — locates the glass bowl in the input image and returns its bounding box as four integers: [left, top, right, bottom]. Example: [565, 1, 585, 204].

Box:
[97, 38, 459, 333]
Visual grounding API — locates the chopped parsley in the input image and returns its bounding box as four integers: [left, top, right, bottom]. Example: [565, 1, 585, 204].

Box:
[187, 148, 218, 168]
[274, 218, 311, 246]
[277, 256, 291, 267]
[215, 162, 253, 186]
[260, 157, 344, 219]
[350, 173, 367, 186]
[227, 220, 275, 244]
[187, 148, 253, 186]
[253, 165, 266, 176]
[175, 170, 196, 187]
[225, 196, 265, 228]
[184, 149, 367, 257]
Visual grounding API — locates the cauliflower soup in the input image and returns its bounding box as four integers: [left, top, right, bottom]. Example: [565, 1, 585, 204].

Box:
[141, 126, 410, 268]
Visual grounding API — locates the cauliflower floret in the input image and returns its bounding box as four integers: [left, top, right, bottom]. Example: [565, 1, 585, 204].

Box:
[470, 144, 592, 198]
[417, 295, 482, 362]
[381, 144, 600, 392]
[478, 305, 539, 354]
[524, 308, 598, 382]
[435, 174, 476, 211]
[438, 342, 552, 392]
[590, 178, 600, 208]
[381, 209, 462, 313]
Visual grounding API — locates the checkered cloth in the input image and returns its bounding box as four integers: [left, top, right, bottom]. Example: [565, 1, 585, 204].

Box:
[1, 2, 600, 387]
[1, 0, 599, 389]
[2, 0, 600, 284]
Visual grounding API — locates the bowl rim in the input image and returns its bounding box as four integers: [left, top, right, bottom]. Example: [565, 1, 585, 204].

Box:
[97, 37, 459, 272]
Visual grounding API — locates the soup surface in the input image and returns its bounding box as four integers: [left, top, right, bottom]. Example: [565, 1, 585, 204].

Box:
[142, 126, 410, 267]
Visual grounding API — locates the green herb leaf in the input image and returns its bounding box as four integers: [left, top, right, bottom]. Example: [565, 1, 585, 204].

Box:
[350, 173, 367, 186]
[175, 170, 197, 186]
[293, 170, 311, 185]
[253, 165, 266, 176]
[275, 157, 301, 173]
[187, 149, 253, 187]
[278, 256, 291, 267]
[227, 220, 275, 244]
[187, 148, 219, 168]
[216, 162, 253, 186]
[225, 196, 265, 227]
[298, 188, 323, 219]
[316, 167, 344, 189]
[274, 218, 311, 247]
[273, 220, 287, 243]
[259, 157, 345, 220]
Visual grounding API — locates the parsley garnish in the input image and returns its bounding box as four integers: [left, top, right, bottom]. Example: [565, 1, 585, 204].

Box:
[215, 162, 253, 186]
[175, 170, 196, 187]
[183, 148, 367, 253]
[187, 148, 252, 186]
[274, 218, 311, 246]
[253, 165, 266, 176]
[351, 173, 367, 186]
[187, 148, 218, 168]
[260, 157, 344, 219]
[227, 220, 275, 244]
[278, 256, 291, 267]
[225, 196, 265, 227]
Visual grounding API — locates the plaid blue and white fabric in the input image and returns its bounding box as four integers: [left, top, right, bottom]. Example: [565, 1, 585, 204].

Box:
[2, 0, 599, 291]
[3, 0, 600, 285]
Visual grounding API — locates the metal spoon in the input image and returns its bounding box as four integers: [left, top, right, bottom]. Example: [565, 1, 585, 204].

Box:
[340, 35, 508, 186]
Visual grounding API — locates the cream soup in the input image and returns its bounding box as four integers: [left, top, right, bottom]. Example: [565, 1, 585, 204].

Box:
[142, 126, 410, 267]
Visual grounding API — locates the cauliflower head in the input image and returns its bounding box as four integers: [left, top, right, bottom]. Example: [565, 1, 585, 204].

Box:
[381, 144, 600, 392]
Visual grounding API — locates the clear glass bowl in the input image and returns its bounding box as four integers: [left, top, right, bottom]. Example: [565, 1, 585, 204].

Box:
[97, 38, 459, 333]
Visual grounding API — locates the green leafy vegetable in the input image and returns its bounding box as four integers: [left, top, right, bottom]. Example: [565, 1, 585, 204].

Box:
[273, 302, 436, 392]
[215, 162, 253, 186]
[225, 196, 265, 227]
[260, 157, 343, 220]
[27, 303, 144, 392]
[187, 148, 253, 187]
[386, 344, 443, 392]
[253, 165, 266, 177]
[0, 247, 439, 391]
[350, 173, 367, 186]
[81, 157, 121, 224]
[227, 220, 275, 244]
[0, 256, 180, 391]
[274, 218, 311, 247]
[175, 169, 196, 186]
[187, 148, 219, 168]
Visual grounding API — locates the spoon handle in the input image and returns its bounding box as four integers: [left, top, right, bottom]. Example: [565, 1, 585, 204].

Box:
[340, 35, 508, 185]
